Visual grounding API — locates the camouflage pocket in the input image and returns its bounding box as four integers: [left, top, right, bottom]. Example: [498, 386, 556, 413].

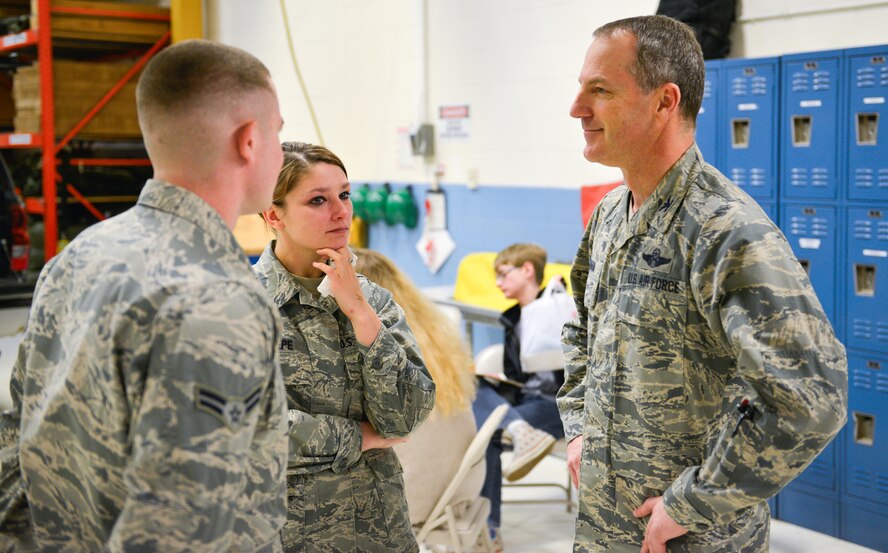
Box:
[584, 257, 606, 311]
[616, 270, 688, 422]
[614, 474, 651, 542]
[359, 450, 415, 548]
[617, 271, 688, 404]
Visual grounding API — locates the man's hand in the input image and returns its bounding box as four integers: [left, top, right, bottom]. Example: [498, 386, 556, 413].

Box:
[566, 435, 583, 488]
[634, 496, 688, 553]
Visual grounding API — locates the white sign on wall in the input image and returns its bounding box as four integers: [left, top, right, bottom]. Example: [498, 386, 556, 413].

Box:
[437, 105, 471, 142]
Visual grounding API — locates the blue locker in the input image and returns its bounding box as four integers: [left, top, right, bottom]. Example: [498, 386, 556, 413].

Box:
[778, 486, 839, 538]
[841, 497, 888, 551]
[844, 353, 888, 508]
[722, 57, 780, 203]
[781, 51, 843, 201]
[781, 204, 838, 326]
[697, 60, 721, 169]
[846, 207, 888, 352]
[846, 45, 888, 203]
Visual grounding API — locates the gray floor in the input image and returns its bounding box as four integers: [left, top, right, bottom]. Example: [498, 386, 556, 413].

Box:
[498, 453, 880, 553]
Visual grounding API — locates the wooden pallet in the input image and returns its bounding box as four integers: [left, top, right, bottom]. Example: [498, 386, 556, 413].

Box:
[30, 0, 169, 44]
[13, 59, 141, 137]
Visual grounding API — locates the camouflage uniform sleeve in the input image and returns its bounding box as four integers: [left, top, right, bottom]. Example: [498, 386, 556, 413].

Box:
[0, 324, 32, 545]
[558, 212, 594, 441]
[662, 214, 848, 532]
[0, 255, 56, 449]
[284, 410, 362, 474]
[358, 284, 435, 439]
[108, 283, 285, 552]
[0, 259, 57, 544]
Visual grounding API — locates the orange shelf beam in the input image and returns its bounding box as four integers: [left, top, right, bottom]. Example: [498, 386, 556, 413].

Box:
[37, 0, 57, 260]
[0, 133, 41, 148]
[68, 158, 152, 167]
[0, 29, 38, 53]
[65, 184, 106, 221]
[51, 6, 170, 22]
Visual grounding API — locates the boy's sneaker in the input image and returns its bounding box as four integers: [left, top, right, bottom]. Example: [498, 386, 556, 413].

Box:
[502, 421, 555, 482]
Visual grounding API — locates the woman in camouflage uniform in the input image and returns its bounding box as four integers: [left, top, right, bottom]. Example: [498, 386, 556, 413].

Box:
[255, 142, 436, 552]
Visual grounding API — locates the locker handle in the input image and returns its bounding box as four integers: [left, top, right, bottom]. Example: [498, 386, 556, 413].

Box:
[792, 116, 812, 147]
[731, 118, 750, 149]
[853, 412, 875, 446]
[854, 264, 876, 297]
[856, 113, 878, 145]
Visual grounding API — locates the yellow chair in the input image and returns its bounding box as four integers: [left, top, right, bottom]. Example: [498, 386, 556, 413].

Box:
[452, 252, 572, 312]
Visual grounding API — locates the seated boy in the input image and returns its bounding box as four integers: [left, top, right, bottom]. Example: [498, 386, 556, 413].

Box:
[472, 243, 566, 540]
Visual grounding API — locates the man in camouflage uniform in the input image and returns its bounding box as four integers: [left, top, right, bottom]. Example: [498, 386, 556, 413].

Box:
[559, 16, 847, 553]
[0, 40, 289, 551]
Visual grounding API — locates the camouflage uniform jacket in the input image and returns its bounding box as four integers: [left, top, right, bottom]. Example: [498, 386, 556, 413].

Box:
[0, 180, 289, 552]
[559, 145, 847, 553]
[253, 245, 435, 553]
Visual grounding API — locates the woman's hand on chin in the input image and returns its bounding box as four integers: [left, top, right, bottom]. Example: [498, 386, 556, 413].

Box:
[313, 247, 381, 346]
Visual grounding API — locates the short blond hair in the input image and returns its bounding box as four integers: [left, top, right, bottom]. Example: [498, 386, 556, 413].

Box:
[137, 39, 272, 123]
[494, 243, 547, 286]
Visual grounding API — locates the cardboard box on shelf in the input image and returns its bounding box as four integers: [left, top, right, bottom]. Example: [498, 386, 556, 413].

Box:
[12, 59, 141, 138]
[30, 0, 169, 44]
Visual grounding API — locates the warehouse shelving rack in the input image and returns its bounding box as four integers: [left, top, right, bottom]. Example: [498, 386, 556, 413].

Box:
[0, 0, 170, 261]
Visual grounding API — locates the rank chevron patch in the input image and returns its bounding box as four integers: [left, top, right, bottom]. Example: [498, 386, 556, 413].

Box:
[194, 384, 263, 429]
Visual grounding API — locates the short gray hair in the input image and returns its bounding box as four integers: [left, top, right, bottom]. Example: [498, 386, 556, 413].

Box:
[595, 15, 704, 126]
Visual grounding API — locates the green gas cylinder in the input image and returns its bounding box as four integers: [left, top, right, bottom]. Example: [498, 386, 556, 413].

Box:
[351, 183, 370, 220]
[364, 183, 390, 223]
[385, 185, 419, 228]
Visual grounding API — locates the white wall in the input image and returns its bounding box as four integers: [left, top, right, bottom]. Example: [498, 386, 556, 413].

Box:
[733, 0, 888, 58]
[207, 0, 888, 190]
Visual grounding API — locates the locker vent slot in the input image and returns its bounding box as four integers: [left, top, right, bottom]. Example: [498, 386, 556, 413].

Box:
[792, 116, 812, 146]
[857, 113, 878, 145]
[855, 264, 876, 296]
[732, 118, 750, 148]
[853, 412, 875, 446]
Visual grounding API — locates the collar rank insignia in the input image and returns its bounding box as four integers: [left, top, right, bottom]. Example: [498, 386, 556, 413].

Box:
[642, 248, 671, 268]
[195, 384, 263, 429]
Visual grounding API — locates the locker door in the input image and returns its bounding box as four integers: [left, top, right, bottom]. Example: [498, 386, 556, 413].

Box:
[723, 58, 780, 203]
[844, 353, 888, 508]
[697, 60, 721, 169]
[781, 52, 842, 201]
[847, 46, 888, 203]
[846, 207, 888, 352]
[782, 204, 838, 326]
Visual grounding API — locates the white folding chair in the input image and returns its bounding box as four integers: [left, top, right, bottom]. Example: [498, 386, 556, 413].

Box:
[474, 344, 575, 513]
[414, 404, 509, 553]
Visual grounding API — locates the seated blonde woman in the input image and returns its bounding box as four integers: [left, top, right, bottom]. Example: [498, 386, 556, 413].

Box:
[353, 249, 482, 527]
